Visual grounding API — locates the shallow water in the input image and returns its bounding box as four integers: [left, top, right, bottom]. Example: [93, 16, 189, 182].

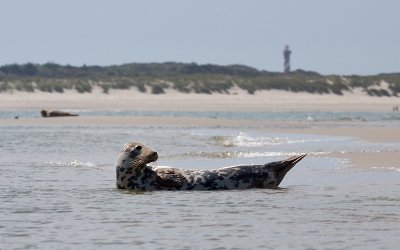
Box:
[1, 118, 400, 249]
[2, 110, 400, 123]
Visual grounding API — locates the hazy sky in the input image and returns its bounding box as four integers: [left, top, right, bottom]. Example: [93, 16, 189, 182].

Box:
[1, 0, 399, 75]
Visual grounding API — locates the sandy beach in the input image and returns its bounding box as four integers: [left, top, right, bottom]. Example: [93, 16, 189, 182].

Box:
[1, 89, 400, 169]
[1, 87, 399, 112]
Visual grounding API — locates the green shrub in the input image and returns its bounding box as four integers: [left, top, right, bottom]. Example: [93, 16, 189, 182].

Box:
[194, 86, 212, 94]
[53, 82, 65, 93]
[75, 81, 92, 93]
[37, 81, 54, 92]
[151, 85, 165, 94]
[114, 79, 132, 89]
[388, 82, 400, 95]
[0, 82, 11, 92]
[101, 84, 110, 94]
[17, 81, 35, 92]
[136, 83, 147, 93]
[367, 89, 390, 97]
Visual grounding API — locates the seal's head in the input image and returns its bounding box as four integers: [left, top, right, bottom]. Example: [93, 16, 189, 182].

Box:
[115, 141, 158, 189]
[41, 110, 48, 117]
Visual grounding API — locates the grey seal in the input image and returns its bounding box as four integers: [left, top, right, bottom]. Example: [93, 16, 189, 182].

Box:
[41, 110, 79, 117]
[116, 141, 306, 191]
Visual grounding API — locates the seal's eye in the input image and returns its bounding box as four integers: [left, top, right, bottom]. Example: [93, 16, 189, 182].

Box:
[135, 145, 142, 151]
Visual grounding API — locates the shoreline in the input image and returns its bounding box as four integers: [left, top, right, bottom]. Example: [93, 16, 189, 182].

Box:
[2, 115, 400, 141]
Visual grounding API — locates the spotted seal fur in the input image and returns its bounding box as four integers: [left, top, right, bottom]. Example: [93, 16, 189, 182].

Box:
[116, 141, 306, 191]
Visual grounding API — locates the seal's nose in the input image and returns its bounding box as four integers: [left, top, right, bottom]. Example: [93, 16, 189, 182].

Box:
[150, 151, 158, 161]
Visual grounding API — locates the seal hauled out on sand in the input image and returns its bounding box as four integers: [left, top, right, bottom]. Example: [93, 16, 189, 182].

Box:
[41, 110, 79, 117]
[116, 141, 306, 191]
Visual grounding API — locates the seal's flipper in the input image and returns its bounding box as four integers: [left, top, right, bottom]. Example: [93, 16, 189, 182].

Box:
[266, 154, 306, 188]
[155, 168, 188, 189]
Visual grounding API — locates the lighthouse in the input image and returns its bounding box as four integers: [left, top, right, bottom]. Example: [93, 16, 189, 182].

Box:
[283, 45, 291, 73]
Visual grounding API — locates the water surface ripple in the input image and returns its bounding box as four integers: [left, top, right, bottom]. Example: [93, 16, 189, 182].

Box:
[0, 123, 399, 249]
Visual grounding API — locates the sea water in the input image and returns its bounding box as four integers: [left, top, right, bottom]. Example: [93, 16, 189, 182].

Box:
[1, 113, 400, 249]
[2, 110, 400, 123]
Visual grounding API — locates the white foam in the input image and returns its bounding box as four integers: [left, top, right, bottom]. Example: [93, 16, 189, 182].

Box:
[371, 166, 400, 172]
[218, 132, 317, 148]
[45, 160, 96, 168]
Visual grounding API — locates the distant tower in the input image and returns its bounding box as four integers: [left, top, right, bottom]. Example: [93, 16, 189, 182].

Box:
[283, 45, 291, 73]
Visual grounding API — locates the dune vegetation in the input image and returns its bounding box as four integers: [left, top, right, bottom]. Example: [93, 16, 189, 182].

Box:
[0, 62, 399, 96]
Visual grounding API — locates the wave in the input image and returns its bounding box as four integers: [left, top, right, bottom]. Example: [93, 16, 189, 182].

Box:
[212, 132, 321, 147]
[371, 166, 400, 172]
[182, 150, 322, 159]
[44, 160, 97, 168]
